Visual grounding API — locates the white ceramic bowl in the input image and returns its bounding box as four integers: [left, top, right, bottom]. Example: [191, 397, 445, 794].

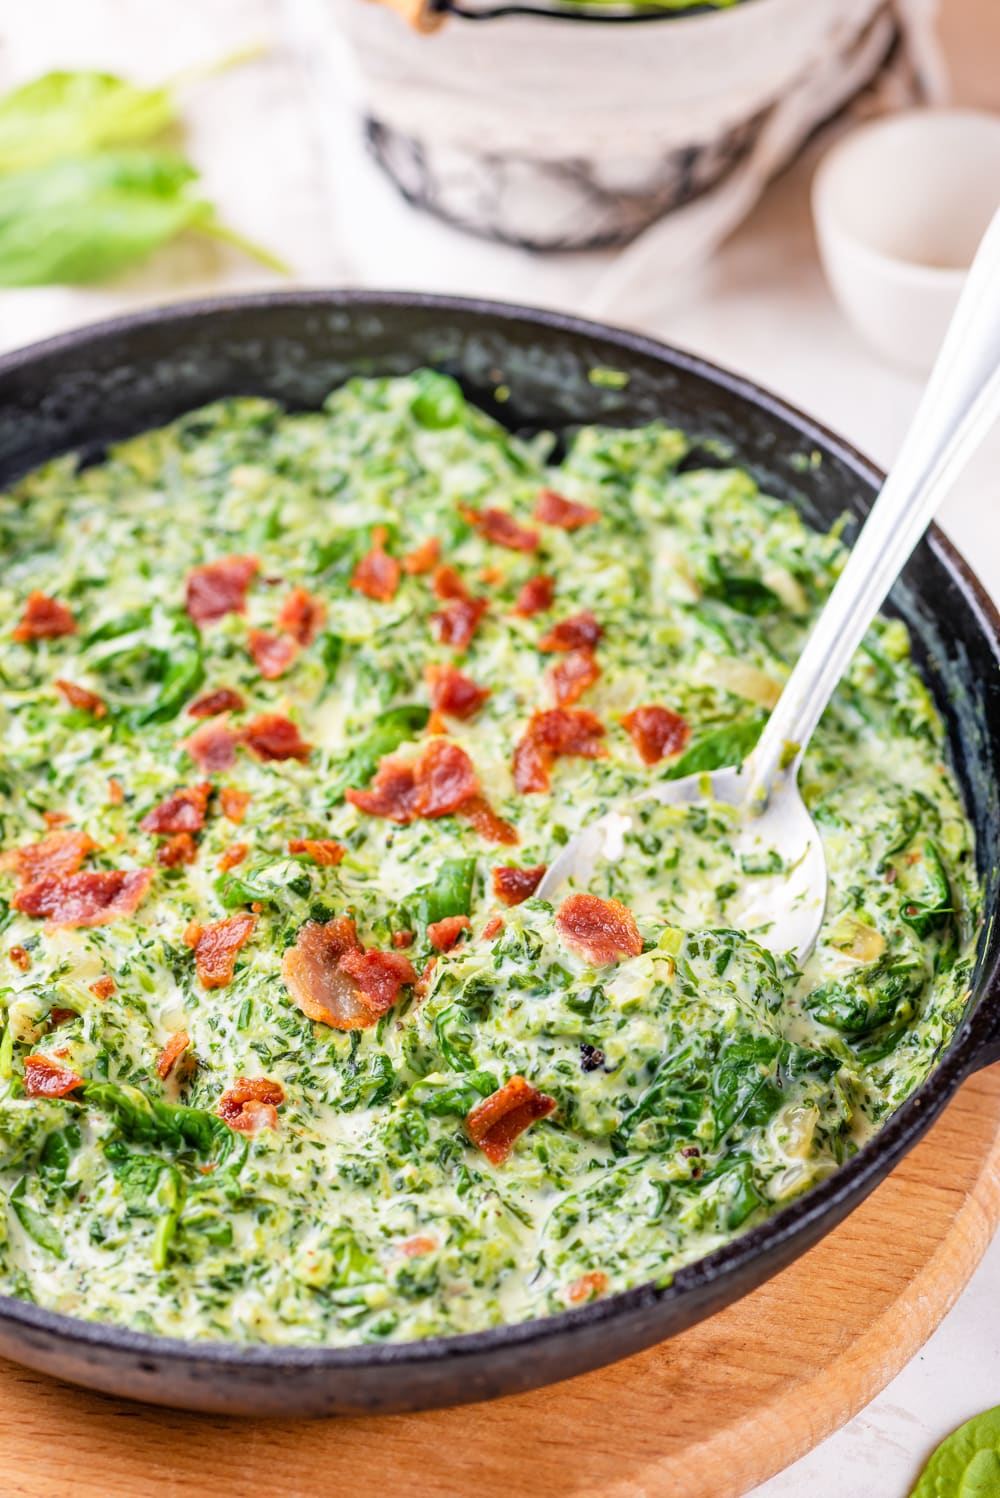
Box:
[812, 109, 1000, 375]
[330, 0, 888, 250]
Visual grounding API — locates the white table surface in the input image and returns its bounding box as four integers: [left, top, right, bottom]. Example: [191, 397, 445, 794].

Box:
[2, 2, 999, 1493]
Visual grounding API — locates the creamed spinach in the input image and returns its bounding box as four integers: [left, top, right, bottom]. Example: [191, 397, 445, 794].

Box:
[0, 372, 979, 1344]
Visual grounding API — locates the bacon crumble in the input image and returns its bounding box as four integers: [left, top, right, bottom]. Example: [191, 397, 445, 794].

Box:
[184, 912, 257, 989]
[556, 893, 642, 965]
[456, 793, 519, 846]
[564, 1271, 609, 1304]
[182, 717, 239, 772]
[287, 838, 345, 866]
[351, 526, 401, 603]
[54, 679, 106, 717]
[282, 917, 416, 1030]
[621, 705, 690, 765]
[218, 842, 249, 872]
[158, 833, 198, 868]
[89, 976, 116, 1000]
[9, 945, 30, 972]
[513, 708, 607, 794]
[277, 586, 326, 645]
[427, 915, 472, 952]
[185, 555, 259, 627]
[512, 573, 555, 618]
[346, 739, 478, 824]
[247, 629, 298, 680]
[534, 489, 601, 530]
[217, 1076, 284, 1134]
[402, 537, 441, 576]
[23, 1054, 84, 1098]
[425, 663, 490, 721]
[156, 1030, 191, 1080]
[430, 566, 488, 651]
[188, 687, 245, 719]
[538, 610, 603, 654]
[12, 592, 77, 642]
[220, 786, 252, 824]
[547, 648, 600, 708]
[140, 783, 212, 836]
[480, 914, 504, 941]
[493, 864, 547, 906]
[13, 868, 153, 930]
[1, 829, 97, 890]
[466, 1076, 556, 1165]
[465, 506, 539, 553]
[241, 713, 311, 763]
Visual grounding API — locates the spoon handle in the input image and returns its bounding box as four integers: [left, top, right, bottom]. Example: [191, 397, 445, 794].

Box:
[748, 206, 1000, 802]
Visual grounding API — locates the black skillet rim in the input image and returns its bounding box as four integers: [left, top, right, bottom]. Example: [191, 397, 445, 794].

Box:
[0, 287, 996, 1375]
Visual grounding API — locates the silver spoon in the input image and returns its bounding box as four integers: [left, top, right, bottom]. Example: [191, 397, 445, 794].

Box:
[537, 208, 1000, 962]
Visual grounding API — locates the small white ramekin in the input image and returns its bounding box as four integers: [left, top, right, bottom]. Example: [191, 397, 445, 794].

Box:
[812, 109, 1000, 375]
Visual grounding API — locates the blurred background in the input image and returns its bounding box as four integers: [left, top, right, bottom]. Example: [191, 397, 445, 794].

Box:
[0, 5, 997, 1489]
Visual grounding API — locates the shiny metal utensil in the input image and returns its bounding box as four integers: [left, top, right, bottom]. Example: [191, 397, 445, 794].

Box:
[537, 208, 1000, 961]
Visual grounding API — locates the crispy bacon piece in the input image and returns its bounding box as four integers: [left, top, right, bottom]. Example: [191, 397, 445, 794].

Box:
[241, 713, 311, 762]
[512, 573, 555, 618]
[140, 782, 212, 836]
[43, 812, 70, 829]
[185, 554, 259, 627]
[8, 945, 30, 972]
[218, 842, 249, 872]
[54, 679, 106, 717]
[425, 663, 490, 721]
[183, 717, 239, 772]
[430, 565, 488, 651]
[281, 917, 415, 1029]
[399, 1235, 437, 1258]
[89, 975, 115, 1000]
[184, 912, 257, 989]
[156, 1030, 190, 1080]
[538, 609, 603, 654]
[158, 833, 198, 868]
[12, 592, 76, 643]
[466, 506, 539, 553]
[277, 586, 325, 645]
[466, 1076, 556, 1165]
[247, 630, 298, 680]
[338, 948, 418, 1016]
[493, 864, 546, 906]
[351, 526, 400, 603]
[1, 829, 97, 890]
[481, 914, 504, 941]
[216, 789, 249, 828]
[402, 537, 440, 576]
[217, 1076, 284, 1134]
[427, 915, 471, 952]
[107, 779, 124, 806]
[288, 838, 345, 866]
[23, 1054, 84, 1098]
[346, 739, 478, 824]
[621, 705, 691, 765]
[564, 1271, 609, 1305]
[13, 868, 153, 929]
[392, 930, 415, 949]
[548, 648, 600, 708]
[556, 893, 642, 966]
[512, 708, 607, 793]
[188, 687, 245, 719]
[534, 488, 600, 530]
[457, 793, 519, 846]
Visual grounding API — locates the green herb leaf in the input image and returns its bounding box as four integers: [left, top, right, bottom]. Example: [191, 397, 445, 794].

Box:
[910, 1406, 1000, 1497]
[0, 71, 176, 173]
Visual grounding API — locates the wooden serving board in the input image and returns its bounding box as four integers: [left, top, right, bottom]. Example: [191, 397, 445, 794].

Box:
[2, 1067, 999, 1498]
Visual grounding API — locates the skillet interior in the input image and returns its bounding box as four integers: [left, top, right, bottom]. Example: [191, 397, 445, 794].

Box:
[0, 291, 998, 1416]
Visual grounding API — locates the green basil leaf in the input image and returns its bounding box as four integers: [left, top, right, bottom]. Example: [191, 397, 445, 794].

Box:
[910, 1406, 1000, 1497]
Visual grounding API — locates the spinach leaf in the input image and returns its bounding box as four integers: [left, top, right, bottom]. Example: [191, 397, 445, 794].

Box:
[0, 71, 175, 173]
[408, 1070, 497, 1117]
[340, 1053, 396, 1112]
[83, 1081, 245, 1172]
[84, 606, 152, 647]
[329, 703, 430, 801]
[9, 1178, 64, 1258]
[899, 840, 953, 937]
[805, 953, 924, 1037]
[413, 857, 477, 929]
[665, 714, 767, 780]
[0, 150, 286, 288]
[705, 574, 781, 616]
[910, 1406, 1000, 1498]
[136, 622, 204, 724]
[410, 371, 465, 430]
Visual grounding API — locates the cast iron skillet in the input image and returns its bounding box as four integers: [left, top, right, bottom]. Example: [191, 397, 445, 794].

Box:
[0, 291, 998, 1418]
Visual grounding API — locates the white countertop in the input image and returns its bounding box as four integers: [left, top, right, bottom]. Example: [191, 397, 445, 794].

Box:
[2, 2, 999, 1492]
